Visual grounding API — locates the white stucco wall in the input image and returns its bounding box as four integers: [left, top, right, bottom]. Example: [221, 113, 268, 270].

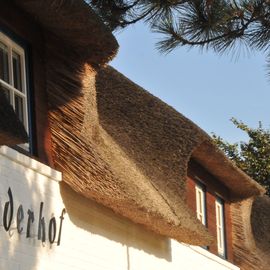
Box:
[0, 146, 239, 270]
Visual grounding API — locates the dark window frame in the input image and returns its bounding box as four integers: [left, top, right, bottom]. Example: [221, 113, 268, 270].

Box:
[0, 23, 36, 156]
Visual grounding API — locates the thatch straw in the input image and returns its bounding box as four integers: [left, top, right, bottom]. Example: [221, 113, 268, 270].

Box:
[251, 196, 270, 254]
[231, 198, 270, 270]
[14, 0, 118, 65]
[0, 90, 28, 146]
[97, 67, 264, 201]
[94, 66, 221, 245]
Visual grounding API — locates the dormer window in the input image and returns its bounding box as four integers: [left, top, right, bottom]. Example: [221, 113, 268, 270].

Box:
[0, 31, 29, 149]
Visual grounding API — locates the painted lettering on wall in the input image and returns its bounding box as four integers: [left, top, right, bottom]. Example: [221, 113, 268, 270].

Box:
[3, 187, 66, 246]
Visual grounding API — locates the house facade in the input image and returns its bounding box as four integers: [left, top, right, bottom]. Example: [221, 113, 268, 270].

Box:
[0, 1, 269, 270]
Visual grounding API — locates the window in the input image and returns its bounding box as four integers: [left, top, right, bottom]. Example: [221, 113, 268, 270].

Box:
[195, 184, 206, 225]
[0, 31, 29, 148]
[215, 198, 226, 257]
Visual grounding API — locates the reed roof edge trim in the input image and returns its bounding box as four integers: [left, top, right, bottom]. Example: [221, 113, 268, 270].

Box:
[14, 0, 118, 65]
[192, 141, 265, 200]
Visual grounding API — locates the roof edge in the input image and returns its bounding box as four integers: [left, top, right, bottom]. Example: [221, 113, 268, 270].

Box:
[192, 140, 265, 201]
[14, 0, 119, 65]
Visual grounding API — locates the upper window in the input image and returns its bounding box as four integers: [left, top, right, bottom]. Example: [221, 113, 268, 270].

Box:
[195, 184, 206, 226]
[0, 31, 29, 147]
[215, 197, 226, 258]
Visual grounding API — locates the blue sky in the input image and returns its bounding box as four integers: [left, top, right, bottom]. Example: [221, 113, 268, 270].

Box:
[111, 22, 270, 144]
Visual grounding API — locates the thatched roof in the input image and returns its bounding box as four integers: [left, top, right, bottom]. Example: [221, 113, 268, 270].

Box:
[33, 21, 266, 247]
[96, 67, 264, 201]
[93, 66, 218, 245]
[14, 0, 118, 65]
[231, 197, 270, 270]
[47, 58, 213, 245]
[251, 196, 270, 254]
[47, 60, 265, 246]
[0, 90, 28, 146]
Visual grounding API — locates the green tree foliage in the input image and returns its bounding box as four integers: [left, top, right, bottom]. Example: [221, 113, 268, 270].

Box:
[87, 0, 270, 73]
[212, 118, 270, 195]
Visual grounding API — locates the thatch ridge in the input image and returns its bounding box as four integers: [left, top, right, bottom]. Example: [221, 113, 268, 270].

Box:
[14, 0, 118, 65]
[0, 90, 28, 146]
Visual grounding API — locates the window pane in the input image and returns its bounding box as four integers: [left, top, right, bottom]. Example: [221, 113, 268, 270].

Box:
[198, 192, 202, 213]
[12, 51, 22, 91]
[217, 205, 221, 225]
[196, 185, 206, 225]
[0, 42, 9, 83]
[216, 199, 225, 257]
[15, 95, 24, 124]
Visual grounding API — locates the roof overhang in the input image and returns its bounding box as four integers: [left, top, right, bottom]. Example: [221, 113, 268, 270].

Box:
[192, 141, 265, 200]
[14, 0, 118, 65]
